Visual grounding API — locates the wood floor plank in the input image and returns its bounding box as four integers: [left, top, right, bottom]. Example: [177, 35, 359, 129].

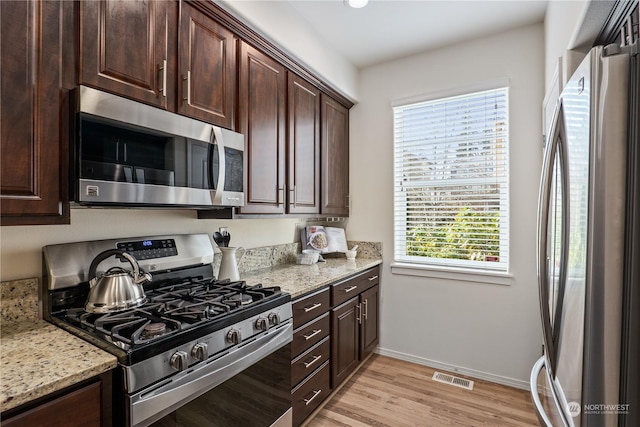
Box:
[305, 354, 539, 427]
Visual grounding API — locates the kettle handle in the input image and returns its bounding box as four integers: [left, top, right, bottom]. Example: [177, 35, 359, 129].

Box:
[88, 249, 141, 285]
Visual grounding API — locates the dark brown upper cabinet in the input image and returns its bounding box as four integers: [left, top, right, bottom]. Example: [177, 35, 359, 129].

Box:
[287, 74, 321, 214]
[79, 0, 177, 110]
[321, 94, 350, 216]
[237, 41, 287, 214]
[178, 2, 236, 129]
[1, 0, 68, 225]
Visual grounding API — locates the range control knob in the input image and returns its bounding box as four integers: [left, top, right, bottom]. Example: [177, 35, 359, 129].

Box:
[268, 312, 280, 326]
[255, 317, 269, 331]
[226, 328, 241, 345]
[169, 351, 188, 371]
[191, 342, 208, 361]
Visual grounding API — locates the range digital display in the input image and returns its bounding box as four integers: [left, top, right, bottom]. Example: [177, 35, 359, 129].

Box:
[116, 239, 177, 260]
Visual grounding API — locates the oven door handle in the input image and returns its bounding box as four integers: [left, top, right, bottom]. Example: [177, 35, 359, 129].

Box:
[129, 322, 293, 427]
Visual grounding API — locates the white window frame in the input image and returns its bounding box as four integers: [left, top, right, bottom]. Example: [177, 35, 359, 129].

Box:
[391, 83, 511, 282]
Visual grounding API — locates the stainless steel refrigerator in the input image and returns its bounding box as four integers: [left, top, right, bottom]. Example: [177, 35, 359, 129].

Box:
[530, 44, 639, 427]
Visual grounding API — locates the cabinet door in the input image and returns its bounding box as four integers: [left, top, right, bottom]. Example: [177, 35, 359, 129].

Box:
[0, 0, 68, 225]
[331, 296, 360, 387]
[79, 0, 176, 109]
[287, 74, 320, 214]
[237, 42, 286, 214]
[179, 2, 235, 128]
[360, 284, 379, 359]
[2, 381, 102, 427]
[321, 94, 349, 216]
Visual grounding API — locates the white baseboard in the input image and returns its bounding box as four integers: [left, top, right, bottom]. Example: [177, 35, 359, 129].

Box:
[375, 347, 530, 391]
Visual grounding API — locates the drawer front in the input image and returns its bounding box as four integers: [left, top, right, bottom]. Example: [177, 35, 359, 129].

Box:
[292, 287, 330, 329]
[331, 266, 380, 307]
[292, 361, 331, 427]
[292, 312, 330, 357]
[291, 336, 330, 387]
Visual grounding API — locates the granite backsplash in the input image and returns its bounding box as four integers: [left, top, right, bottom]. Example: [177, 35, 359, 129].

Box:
[212, 240, 381, 277]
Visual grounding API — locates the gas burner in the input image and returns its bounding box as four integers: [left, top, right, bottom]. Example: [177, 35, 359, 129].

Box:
[226, 293, 253, 306]
[141, 322, 167, 339]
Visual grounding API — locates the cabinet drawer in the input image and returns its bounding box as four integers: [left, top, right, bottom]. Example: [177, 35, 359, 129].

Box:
[292, 361, 331, 427]
[291, 336, 330, 387]
[292, 312, 330, 357]
[292, 287, 330, 329]
[331, 266, 380, 307]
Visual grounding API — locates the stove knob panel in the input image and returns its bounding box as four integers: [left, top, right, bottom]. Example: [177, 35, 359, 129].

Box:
[268, 312, 280, 326]
[226, 328, 242, 345]
[170, 351, 189, 371]
[255, 317, 269, 331]
[191, 342, 208, 361]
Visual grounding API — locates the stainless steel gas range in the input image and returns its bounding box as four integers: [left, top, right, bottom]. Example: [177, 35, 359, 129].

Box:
[43, 234, 292, 427]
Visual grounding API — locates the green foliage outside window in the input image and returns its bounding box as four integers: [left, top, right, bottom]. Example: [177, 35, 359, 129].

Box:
[406, 208, 500, 261]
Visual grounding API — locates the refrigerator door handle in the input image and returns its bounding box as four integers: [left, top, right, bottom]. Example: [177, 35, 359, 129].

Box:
[530, 356, 555, 427]
[530, 356, 570, 427]
[551, 116, 570, 372]
[537, 100, 565, 377]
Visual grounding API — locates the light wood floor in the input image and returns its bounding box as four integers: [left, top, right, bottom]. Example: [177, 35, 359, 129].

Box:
[306, 354, 540, 427]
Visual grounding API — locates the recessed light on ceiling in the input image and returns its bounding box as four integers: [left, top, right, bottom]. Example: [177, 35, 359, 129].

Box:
[344, 0, 368, 9]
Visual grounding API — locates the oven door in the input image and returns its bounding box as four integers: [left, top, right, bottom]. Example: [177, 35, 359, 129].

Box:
[127, 322, 292, 427]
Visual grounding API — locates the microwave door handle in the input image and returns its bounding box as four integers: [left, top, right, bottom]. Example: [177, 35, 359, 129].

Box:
[537, 100, 563, 378]
[211, 127, 225, 205]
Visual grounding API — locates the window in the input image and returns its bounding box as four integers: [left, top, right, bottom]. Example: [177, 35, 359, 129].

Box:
[393, 87, 509, 272]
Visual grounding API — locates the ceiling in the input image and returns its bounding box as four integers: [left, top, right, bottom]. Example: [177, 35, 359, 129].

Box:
[286, 0, 548, 68]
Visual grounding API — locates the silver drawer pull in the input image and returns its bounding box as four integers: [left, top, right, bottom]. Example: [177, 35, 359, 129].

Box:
[368, 275, 379, 281]
[304, 389, 322, 406]
[343, 285, 358, 293]
[303, 303, 322, 312]
[303, 329, 322, 340]
[303, 354, 322, 368]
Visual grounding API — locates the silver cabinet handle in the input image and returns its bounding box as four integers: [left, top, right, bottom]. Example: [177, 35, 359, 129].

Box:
[158, 59, 167, 97]
[368, 275, 378, 281]
[303, 354, 322, 368]
[182, 70, 191, 104]
[304, 389, 322, 406]
[356, 303, 362, 324]
[303, 329, 322, 341]
[277, 186, 285, 206]
[343, 285, 358, 293]
[303, 303, 322, 313]
[292, 185, 297, 208]
[363, 299, 368, 320]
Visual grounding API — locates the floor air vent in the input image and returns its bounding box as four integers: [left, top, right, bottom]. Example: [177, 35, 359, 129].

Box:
[432, 372, 474, 390]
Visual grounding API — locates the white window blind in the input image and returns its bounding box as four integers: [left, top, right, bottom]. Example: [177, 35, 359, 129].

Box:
[393, 87, 509, 271]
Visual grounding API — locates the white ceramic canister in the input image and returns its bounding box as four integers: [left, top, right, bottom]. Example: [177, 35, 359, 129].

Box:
[218, 246, 246, 281]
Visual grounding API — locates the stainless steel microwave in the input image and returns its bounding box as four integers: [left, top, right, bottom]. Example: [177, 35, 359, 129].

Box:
[70, 86, 245, 208]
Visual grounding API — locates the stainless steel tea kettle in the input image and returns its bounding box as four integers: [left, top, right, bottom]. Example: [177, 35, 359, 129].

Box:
[85, 249, 151, 313]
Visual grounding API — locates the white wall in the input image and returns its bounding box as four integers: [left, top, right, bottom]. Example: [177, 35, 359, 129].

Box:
[0, 210, 301, 282]
[218, 0, 359, 102]
[544, 0, 589, 90]
[347, 23, 545, 387]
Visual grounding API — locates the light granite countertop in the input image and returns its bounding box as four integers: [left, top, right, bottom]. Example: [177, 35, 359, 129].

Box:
[242, 257, 382, 299]
[0, 278, 117, 413]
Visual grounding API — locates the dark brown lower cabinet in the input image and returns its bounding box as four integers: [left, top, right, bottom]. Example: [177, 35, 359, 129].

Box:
[291, 361, 331, 427]
[360, 284, 380, 359]
[330, 296, 360, 387]
[291, 266, 380, 426]
[1, 372, 112, 427]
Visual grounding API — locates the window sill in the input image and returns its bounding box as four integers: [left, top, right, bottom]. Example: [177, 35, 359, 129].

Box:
[390, 262, 514, 286]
